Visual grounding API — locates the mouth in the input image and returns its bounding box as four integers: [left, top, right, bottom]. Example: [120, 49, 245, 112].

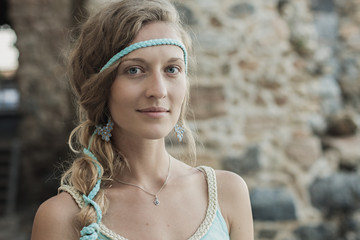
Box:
[137, 107, 170, 113]
[136, 107, 170, 118]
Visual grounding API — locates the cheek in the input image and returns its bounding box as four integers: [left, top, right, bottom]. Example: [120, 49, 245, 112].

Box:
[172, 78, 187, 117]
[108, 81, 129, 114]
[109, 83, 118, 109]
[175, 78, 187, 102]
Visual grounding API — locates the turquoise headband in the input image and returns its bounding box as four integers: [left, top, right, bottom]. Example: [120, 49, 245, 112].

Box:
[99, 38, 188, 73]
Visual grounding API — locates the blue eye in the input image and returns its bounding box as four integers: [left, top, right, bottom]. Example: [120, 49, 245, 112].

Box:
[166, 66, 180, 74]
[127, 67, 141, 74]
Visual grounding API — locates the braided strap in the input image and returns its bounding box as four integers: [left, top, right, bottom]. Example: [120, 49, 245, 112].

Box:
[80, 223, 100, 240]
[80, 148, 103, 240]
[100, 38, 188, 73]
[188, 166, 218, 240]
[58, 185, 85, 208]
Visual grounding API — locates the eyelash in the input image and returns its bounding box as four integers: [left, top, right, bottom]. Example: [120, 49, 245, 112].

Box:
[124, 65, 182, 75]
[126, 66, 143, 75]
[165, 66, 181, 74]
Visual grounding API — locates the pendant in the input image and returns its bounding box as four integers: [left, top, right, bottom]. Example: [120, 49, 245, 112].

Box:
[154, 197, 160, 206]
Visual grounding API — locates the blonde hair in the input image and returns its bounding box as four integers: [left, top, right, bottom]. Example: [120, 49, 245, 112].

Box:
[61, 0, 196, 229]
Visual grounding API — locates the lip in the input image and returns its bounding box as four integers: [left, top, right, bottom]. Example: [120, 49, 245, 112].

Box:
[137, 107, 170, 118]
[137, 107, 169, 112]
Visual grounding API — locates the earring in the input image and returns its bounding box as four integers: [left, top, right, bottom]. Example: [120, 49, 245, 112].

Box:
[174, 123, 185, 142]
[94, 118, 114, 142]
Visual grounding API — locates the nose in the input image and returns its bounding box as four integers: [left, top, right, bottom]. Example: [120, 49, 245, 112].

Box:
[145, 71, 167, 99]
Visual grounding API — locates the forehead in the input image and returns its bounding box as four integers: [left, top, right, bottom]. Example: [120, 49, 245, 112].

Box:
[121, 43, 185, 64]
[131, 22, 181, 44]
[121, 22, 186, 62]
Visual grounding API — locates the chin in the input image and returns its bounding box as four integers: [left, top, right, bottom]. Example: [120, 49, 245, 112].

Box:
[140, 130, 172, 141]
[143, 134, 168, 141]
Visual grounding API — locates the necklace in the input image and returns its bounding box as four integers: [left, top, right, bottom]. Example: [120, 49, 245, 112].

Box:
[115, 155, 171, 206]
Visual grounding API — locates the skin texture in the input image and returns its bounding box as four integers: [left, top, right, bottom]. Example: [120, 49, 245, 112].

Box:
[31, 22, 254, 240]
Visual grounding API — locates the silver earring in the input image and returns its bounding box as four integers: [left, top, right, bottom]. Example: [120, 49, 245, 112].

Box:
[174, 123, 185, 142]
[94, 118, 114, 142]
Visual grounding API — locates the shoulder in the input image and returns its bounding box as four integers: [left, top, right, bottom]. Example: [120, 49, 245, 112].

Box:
[215, 170, 254, 239]
[215, 170, 249, 195]
[215, 170, 250, 213]
[31, 192, 80, 240]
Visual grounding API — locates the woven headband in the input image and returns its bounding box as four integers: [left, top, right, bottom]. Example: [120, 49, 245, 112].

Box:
[99, 38, 188, 73]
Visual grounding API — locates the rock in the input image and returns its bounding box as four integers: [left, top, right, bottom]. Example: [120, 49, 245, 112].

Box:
[222, 145, 261, 175]
[351, 211, 360, 237]
[189, 86, 226, 120]
[228, 2, 255, 18]
[322, 135, 360, 170]
[258, 229, 278, 239]
[313, 12, 339, 44]
[338, 56, 360, 108]
[293, 224, 336, 240]
[308, 114, 328, 136]
[173, 3, 198, 25]
[318, 76, 343, 116]
[338, 212, 360, 238]
[243, 114, 282, 141]
[309, 173, 360, 214]
[250, 187, 297, 221]
[311, 0, 336, 12]
[339, 22, 360, 45]
[285, 134, 321, 169]
[195, 30, 237, 54]
[277, 0, 290, 16]
[326, 110, 358, 136]
[209, 16, 223, 28]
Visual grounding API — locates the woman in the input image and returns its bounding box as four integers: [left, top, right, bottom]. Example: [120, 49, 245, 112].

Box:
[31, 0, 254, 239]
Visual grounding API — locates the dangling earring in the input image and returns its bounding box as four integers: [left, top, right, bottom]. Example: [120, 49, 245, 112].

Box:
[174, 123, 185, 142]
[94, 118, 114, 142]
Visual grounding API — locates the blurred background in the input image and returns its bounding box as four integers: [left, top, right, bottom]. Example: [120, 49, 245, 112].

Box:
[0, 0, 360, 239]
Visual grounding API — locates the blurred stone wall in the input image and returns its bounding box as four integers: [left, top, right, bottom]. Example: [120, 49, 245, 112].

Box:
[6, 0, 359, 239]
[169, 0, 360, 239]
[9, 0, 74, 205]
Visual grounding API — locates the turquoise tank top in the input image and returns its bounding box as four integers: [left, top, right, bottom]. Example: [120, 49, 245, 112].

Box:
[60, 166, 230, 240]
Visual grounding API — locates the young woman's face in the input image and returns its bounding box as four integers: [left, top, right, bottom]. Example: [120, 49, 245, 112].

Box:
[108, 22, 187, 141]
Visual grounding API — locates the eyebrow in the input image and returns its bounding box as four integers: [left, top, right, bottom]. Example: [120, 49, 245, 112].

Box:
[167, 58, 185, 63]
[120, 57, 184, 64]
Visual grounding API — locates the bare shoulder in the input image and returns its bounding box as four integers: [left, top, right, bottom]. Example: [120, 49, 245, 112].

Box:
[215, 170, 249, 196]
[215, 170, 254, 240]
[215, 170, 250, 214]
[31, 192, 80, 240]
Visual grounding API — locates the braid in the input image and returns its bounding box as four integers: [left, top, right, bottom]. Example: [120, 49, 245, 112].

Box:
[62, 0, 196, 237]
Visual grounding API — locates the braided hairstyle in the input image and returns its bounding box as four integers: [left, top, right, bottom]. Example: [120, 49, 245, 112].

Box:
[61, 0, 195, 232]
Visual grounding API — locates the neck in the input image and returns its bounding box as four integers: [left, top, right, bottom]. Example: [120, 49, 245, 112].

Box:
[113, 133, 170, 187]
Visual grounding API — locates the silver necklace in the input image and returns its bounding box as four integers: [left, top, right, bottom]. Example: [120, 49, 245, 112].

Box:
[115, 155, 171, 206]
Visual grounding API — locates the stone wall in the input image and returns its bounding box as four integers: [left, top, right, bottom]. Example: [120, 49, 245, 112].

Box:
[7, 0, 358, 239]
[9, 0, 75, 204]
[171, 0, 360, 239]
